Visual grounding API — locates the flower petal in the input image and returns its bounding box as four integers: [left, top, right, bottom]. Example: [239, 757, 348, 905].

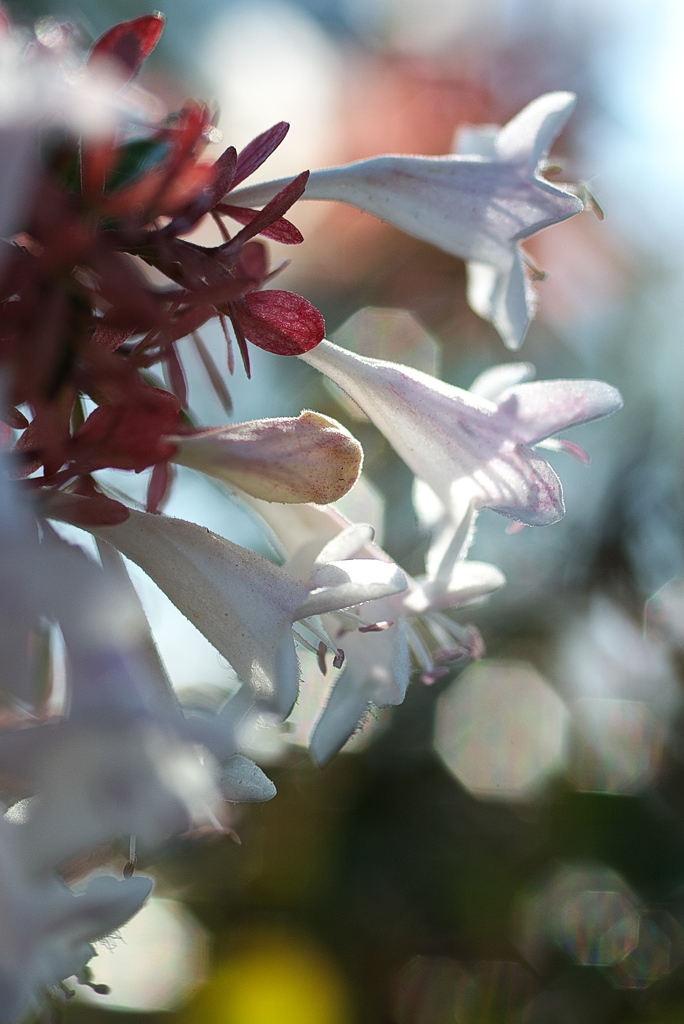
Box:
[301, 559, 407, 618]
[466, 253, 535, 351]
[493, 91, 577, 167]
[229, 93, 584, 348]
[91, 510, 307, 711]
[310, 619, 410, 766]
[469, 361, 536, 400]
[405, 561, 506, 614]
[219, 754, 276, 802]
[497, 379, 624, 445]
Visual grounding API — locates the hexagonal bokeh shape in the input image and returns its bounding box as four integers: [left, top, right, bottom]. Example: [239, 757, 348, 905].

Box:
[609, 910, 684, 989]
[434, 660, 569, 801]
[557, 889, 640, 966]
[570, 697, 664, 794]
[515, 863, 642, 973]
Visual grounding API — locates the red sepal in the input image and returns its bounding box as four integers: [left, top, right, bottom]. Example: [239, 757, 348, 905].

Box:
[221, 172, 309, 256]
[71, 390, 181, 473]
[43, 490, 131, 527]
[89, 14, 166, 80]
[216, 204, 303, 244]
[146, 460, 175, 513]
[236, 290, 325, 355]
[232, 122, 289, 189]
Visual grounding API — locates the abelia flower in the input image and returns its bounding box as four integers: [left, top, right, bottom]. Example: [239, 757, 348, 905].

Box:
[0, 816, 153, 1024]
[241, 497, 503, 764]
[82, 508, 407, 718]
[301, 340, 623, 528]
[170, 411, 363, 504]
[229, 92, 585, 349]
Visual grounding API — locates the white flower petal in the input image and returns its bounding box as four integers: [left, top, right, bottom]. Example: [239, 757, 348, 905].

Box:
[496, 379, 624, 445]
[493, 91, 577, 167]
[466, 253, 535, 351]
[469, 362, 536, 401]
[310, 619, 410, 766]
[315, 523, 375, 563]
[66, 874, 154, 947]
[302, 559, 407, 618]
[91, 511, 307, 711]
[405, 561, 506, 614]
[219, 754, 276, 803]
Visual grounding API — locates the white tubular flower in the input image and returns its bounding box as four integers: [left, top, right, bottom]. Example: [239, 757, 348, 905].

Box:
[89, 510, 406, 717]
[301, 341, 622, 528]
[170, 411, 363, 504]
[242, 498, 504, 765]
[228, 93, 584, 348]
[0, 816, 152, 1024]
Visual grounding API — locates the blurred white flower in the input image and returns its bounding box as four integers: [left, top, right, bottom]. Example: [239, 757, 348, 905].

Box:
[229, 92, 585, 348]
[0, 816, 152, 1024]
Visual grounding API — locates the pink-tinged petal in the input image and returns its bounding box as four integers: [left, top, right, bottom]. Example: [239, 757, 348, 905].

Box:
[469, 361, 536, 400]
[237, 290, 325, 355]
[231, 156, 581, 272]
[477, 446, 566, 526]
[302, 340, 564, 525]
[171, 411, 362, 504]
[496, 379, 624, 445]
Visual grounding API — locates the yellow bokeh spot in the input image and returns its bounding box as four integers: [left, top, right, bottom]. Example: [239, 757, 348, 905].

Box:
[178, 927, 352, 1024]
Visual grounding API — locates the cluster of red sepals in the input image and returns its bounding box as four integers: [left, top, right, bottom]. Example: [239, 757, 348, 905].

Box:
[0, 13, 325, 524]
